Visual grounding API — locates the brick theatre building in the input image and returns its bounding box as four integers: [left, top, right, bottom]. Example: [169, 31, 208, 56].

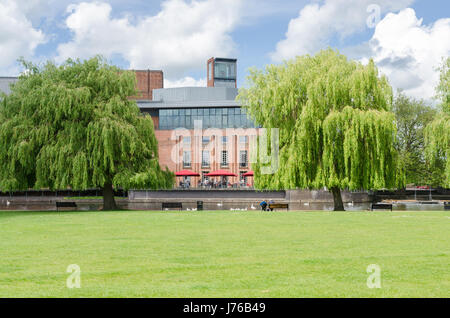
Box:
[132, 58, 260, 187]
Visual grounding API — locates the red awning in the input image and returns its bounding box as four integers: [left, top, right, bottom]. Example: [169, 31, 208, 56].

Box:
[175, 170, 200, 177]
[242, 171, 254, 177]
[206, 170, 237, 177]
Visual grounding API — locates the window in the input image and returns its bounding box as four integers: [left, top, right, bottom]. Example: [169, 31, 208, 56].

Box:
[157, 108, 256, 130]
[222, 136, 228, 145]
[222, 115, 227, 127]
[239, 136, 248, 144]
[221, 150, 228, 167]
[183, 151, 191, 168]
[202, 136, 210, 145]
[214, 61, 236, 79]
[239, 150, 248, 168]
[202, 151, 210, 167]
[183, 136, 191, 147]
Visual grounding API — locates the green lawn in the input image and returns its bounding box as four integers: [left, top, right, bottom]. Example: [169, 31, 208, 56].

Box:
[0, 210, 448, 297]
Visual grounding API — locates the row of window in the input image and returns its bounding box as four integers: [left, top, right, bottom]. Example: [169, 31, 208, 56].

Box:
[182, 135, 249, 145]
[161, 107, 243, 116]
[183, 150, 248, 168]
[159, 107, 256, 130]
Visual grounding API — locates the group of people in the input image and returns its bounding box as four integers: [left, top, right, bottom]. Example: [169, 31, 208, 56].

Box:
[198, 179, 230, 188]
[260, 199, 275, 211]
[179, 179, 191, 189]
[198, 179, 250, 189]
[179, 178, 251, 189]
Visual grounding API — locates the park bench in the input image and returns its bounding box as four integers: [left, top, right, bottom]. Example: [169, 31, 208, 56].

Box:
[162, 202, 182, 211]
[268, 203, 289, 211]
[444, 202, 450, 210]
[56, 201, 77, 211]
[371, 203, 393, 211]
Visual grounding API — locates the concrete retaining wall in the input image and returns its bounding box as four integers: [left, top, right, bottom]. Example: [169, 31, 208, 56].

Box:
[128, 189, 371, 211]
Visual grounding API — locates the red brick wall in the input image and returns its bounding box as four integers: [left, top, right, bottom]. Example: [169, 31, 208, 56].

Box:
[155, 128, 261, 187]
[151, 115, 159, 130]
[131, 70, 163, 100]
[207, 57, 215, 87]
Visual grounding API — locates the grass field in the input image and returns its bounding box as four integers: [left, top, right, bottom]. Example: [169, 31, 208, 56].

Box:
[0, 210, 448, 297]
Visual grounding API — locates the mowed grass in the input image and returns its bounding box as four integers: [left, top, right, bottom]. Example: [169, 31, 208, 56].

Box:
[0, 210, 448, 298]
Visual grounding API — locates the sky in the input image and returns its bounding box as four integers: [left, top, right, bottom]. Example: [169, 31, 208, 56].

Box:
[1, 0, 449, 102]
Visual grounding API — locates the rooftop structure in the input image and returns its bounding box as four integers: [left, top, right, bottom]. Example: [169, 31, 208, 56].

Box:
[137, 86, 240, 109]
[207, 57, 237, 88]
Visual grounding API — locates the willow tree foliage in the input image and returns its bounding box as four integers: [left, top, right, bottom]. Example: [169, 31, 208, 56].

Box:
[0, 56, 173, 210]
[238, 49, 400, 210]
[425, 57, 450, 187]
[393, 92, 440, 186]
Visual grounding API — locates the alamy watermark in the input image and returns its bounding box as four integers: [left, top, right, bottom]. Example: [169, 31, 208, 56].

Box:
[366, 264, 381, 288]
[366, 4, 381, 28]
[169, 120, 279, 175]
[66, 264, 81, 288]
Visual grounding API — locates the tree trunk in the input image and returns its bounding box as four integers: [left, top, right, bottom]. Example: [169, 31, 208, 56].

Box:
[103, 181, 118, 211]
[330, 187, 345, 211]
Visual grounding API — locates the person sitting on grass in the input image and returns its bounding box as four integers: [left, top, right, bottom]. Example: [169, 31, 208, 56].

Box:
[260, 200, 268, 211]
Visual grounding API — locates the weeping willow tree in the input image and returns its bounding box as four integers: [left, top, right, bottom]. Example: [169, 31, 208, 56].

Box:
[425, 57, 450, 187]
[0, 56, 173, 210]
[238, 49, 401, 210]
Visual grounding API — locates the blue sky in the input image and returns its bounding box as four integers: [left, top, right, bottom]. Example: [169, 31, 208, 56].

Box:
[1, 0, 449, 100]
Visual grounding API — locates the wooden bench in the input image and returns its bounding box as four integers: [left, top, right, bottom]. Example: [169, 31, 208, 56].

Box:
[371, 203, 393, 211]
[56, 201, 77, 211]
[444, 202, 450, 210]
[162, 202, 182, 210]
[268, 203, 289, 211]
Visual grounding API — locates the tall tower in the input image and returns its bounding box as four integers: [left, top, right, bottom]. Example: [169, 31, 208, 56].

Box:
[207, 57, 237, 88]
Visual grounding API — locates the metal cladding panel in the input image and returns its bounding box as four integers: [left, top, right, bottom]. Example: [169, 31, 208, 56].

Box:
[0, 77, 18, 95]
[214, 80, 236, 88]
[137, 100, 241, 109]
[152, 87, 238, 102]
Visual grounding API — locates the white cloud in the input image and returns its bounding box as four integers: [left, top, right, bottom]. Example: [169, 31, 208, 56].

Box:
[368, 8, 450, 101]
[57, 0, 243, 80]
[164, 76, 206, 88]
[0, 0, 46, 74]
[11, 0, 57, 23]
[271, 0, 414, 62]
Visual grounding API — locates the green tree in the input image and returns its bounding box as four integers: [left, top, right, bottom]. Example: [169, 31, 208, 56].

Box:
[393, 91, 439, 186]
[0, 56, 173, 210]
[425, 57, 450, 187]
[238, 49, 400, 211]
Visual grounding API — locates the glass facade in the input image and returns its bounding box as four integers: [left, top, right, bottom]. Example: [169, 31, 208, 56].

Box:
[158, 107, 256, 130]
[214, 61, 236, 80]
